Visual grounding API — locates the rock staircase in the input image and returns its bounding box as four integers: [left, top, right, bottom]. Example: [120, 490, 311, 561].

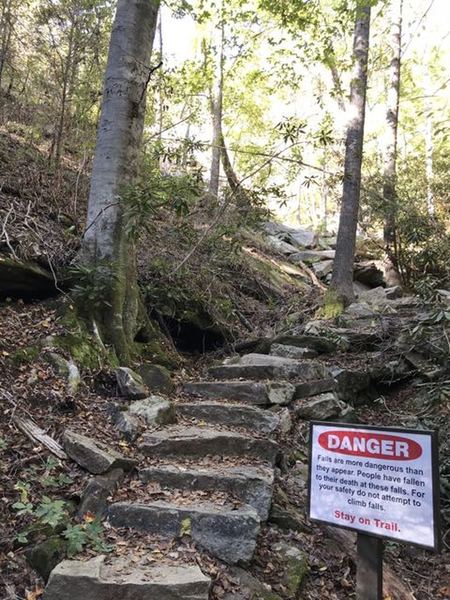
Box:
[43, 292, 433, 599]
[44, 351, 344, 599]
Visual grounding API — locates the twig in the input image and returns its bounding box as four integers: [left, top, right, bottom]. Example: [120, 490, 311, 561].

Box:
[13, 416, 67, 460]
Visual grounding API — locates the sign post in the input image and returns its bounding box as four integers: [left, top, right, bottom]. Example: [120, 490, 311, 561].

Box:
[308, 422, 440, 599]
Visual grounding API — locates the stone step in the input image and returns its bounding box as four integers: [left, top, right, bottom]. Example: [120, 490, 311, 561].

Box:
[294, 378, 336, 399]
[140, 463, 274, 519]
[108, 501, 260, 564]
[44, 555, 211, 600]
[209, 353, 329, 381]
[176, 401, 286, 433]
[183, 381, 295, 406]
[140, 426, 279, 465]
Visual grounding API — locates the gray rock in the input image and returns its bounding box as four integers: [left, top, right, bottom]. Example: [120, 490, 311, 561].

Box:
[42, 352, 80, 395]
[176, 401, 282, 433]
[293, 392, 347, 420]
[270, 344, 318, 359]
[78, 468, 124, 519]
[140, 426, 279, 465]
[287, 229, 317, 249]
[43, 555, 211, 600]
[359, 286, 390, 306]
[266, 236, 299, 255]
[209, 354, 329, 382]
[137, 363, 174, 394]
[385, 285, 403, 299]
[115, 367, 148, 399]
[111, 408, 140, 442]
[312, 259, 334, 278]
[294, 378, 336, 399]
[108, 502, 260, 564]
[128, 395, 176, 426]
[289, 250, 335, 264]
[331, 367, 372, 404]
[274, 542, 308, 599]
[184, 381, 295, 406]
[62, 430, 137, 475]
[27, 536, 67, 582]
[228, 566, 283, 600]
[273, 334, 339, 353]
[0, 256, 57, 299]
[140, 463, 274, 519]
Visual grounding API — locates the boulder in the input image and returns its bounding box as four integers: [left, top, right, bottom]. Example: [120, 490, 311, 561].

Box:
[27, 536, 67, 582]
[273, 334, 340, 354]
[183, 381, 296, 406]
[62, 430, 137, 474]
[43, 555, 211, 600]
[137, 363, 174, 394]
[108, 502, 260, 564]
[331, 367, 372, 404]
[287, 229, 317, 249]
[293, 392, 348, 420]
[266, 236, 299, 255]
[115, 367, 148, 399]
[228, 567, 283, 600]
[140, 463, 274, 519]
[139, 426, 279, 465]
[128, 395, 175, 426]
[0, 256, 57, 299]
[78, 468, 124, 519]
[312, 259, 334, 279]
[111, 408, 140, 442]
[270, 344, 318, 359]
[359, 286, 390, 306]
[274, 542, 308, 599]
[176, 401, 283, 434]
[42, 352, 81, 395]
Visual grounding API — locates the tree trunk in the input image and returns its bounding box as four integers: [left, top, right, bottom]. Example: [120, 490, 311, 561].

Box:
[328, 2, 371, 308]
[423, 47, 434, 215]
[220, 130, 252, 209]
[383, 0, 402, 252]
[80, 0, 160, 364]
[208, 6, 224, 199]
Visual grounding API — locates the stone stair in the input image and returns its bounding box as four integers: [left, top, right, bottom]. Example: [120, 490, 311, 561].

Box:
[44, 350, 346, 599]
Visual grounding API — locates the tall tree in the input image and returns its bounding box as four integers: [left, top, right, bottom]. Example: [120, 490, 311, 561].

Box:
[326, 1, 372, 310]
[423, 45, 435, 216]
[383, 0, 402, 265]
[208, 2, 224, 199]
[80, 0, 160, 363]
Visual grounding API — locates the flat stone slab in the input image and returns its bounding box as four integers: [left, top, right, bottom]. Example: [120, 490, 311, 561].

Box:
[140, 426, 279, 465]
[115, 367, 148, 399]
[108, 502, 260, 564]
[272, 335, 339, 354]
[183, 381, 295, 406]
[176, 401, 282, 433]
[44, 555, 211, 600]
[140, 463, 274, 519]
[294, 378, 336, 399]
[62, 430, 137, 475]
[209, 354, 329, 382]
[270, 344, 318, 359]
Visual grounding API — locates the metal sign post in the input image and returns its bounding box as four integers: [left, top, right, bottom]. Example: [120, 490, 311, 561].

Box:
[356, 534, 383, 600]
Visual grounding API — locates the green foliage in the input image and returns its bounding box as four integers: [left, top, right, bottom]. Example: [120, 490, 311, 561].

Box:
[63, 519, 112, 557]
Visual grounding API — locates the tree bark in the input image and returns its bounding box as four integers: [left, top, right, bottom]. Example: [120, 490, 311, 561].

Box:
[208, 5, 224, 199]
[329, 2, 371, 307]
[219, 130, 252, 209]
[383, 0, 402, 252]
[80, 0, 160, 363]
[423, 46, 434, 216]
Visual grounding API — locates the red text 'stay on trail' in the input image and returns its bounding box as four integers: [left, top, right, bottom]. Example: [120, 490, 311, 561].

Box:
[318, 430, 423, 461]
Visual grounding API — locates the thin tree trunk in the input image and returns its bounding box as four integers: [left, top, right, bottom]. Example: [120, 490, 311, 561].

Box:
[423, 47, 434, 215]
[383, 0, 402, 251]
[208, 4, 224, 199]
[80, 0, 160, 363]
[158, 10, 163, 142]
[328, 2, 371, 308]
[54, 19, 76, 168]
[0, 0, 14, 90]
[219, 130, 251, 208]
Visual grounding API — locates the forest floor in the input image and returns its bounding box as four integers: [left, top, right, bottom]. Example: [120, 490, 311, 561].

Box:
[1, 297, 449, 600]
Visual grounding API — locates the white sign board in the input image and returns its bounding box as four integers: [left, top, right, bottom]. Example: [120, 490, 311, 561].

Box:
[308, 422, 440, 550]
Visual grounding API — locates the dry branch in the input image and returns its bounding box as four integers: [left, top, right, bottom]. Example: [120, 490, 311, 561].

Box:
[13, 416, 67, 460]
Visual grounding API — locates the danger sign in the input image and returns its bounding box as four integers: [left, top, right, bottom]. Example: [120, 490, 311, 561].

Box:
[308, 422, 441, 550]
